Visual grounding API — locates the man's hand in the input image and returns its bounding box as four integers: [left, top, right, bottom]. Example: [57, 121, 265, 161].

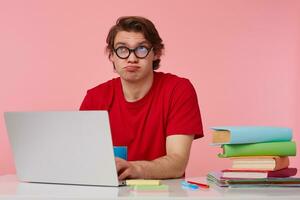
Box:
[115, 157, 143, 180]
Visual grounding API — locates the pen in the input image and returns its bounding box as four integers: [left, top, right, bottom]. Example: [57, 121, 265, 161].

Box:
[187, 181, 210, 188]
[180, 180, 199, 190]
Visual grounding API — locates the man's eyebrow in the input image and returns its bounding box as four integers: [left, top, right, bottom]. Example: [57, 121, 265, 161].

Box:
[114, 42, 127, 47]
[114, 41, 150, 47]
[138, 41, 150, 46]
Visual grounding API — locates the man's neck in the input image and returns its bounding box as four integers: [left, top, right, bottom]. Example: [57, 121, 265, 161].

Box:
[121, 73, 154, 102]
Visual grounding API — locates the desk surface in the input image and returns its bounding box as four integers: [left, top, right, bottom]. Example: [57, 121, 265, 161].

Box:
[1, 175, 300, 200]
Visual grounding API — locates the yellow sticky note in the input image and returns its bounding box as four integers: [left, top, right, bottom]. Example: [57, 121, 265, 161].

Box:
[126, 179, 161, 186]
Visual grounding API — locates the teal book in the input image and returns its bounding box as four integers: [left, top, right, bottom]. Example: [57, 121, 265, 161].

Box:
[211, 126, 292, 145]
[218, 141, 296, 158]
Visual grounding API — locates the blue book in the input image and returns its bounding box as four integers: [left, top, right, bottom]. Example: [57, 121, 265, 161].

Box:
[211, 126, 292, 145]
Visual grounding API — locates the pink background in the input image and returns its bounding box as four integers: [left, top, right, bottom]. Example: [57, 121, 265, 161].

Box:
[0, 0, 299, 177]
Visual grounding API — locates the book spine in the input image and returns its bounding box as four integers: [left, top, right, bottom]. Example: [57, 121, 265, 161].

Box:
[218, 141, 296, 158]
[212, 126, 292, 144]
[274, 156, 290, 171]
[230, 130, 292, 144]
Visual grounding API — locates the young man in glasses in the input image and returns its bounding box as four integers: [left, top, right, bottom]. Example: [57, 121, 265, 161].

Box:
[80, 16, 203, 180]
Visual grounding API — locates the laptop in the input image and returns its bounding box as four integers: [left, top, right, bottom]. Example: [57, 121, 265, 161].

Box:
[4, 111, 125, 186]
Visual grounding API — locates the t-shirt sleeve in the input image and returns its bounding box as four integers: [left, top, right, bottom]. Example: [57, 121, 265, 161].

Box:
[79, 85, 113, 111]
[166, 79, 204, 139]
[79, 91, 94, 110]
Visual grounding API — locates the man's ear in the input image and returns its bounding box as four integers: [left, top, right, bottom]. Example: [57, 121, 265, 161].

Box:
[153, 49, 162, 60]
[109, 53, 114, 62]
[108, 53, 116, 70]
[154, 53, 161, 61]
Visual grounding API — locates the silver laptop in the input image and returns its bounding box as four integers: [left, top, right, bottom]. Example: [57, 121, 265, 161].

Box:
[4, 111, 125, 186]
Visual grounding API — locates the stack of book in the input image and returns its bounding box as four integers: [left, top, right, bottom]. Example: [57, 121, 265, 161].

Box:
[207, 126, 299, 187]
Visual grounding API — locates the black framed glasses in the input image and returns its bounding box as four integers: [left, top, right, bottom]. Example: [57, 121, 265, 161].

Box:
[113, 46, 152, 59]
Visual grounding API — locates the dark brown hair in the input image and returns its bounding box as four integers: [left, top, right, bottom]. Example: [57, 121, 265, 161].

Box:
[106, 16, 164, 70]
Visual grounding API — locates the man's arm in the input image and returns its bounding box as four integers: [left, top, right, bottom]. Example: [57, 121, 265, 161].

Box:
[116, 134, 194, 180]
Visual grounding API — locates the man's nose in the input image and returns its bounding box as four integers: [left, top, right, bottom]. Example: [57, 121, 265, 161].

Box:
[127, 51, 138, 63]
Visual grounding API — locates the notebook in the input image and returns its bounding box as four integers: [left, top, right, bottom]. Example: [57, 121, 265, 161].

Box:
[4, 111, 125, 186]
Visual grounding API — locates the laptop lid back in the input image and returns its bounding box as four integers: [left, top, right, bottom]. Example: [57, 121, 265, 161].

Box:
[4, 111, 119, 186]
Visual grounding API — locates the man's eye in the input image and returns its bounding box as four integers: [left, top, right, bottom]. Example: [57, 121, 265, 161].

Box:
[137, 46, 147, 51]
[118, 47, 128, 52]
[136, 46, 148, 53]
[116, 47, 129, 55]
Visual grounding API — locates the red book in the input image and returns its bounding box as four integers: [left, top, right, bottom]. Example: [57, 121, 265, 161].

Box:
[221, 168, 297, 179]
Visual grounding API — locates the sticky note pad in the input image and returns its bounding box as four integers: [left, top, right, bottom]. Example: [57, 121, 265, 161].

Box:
[126, 179, 161, 186]
[133, 184, 169, 191]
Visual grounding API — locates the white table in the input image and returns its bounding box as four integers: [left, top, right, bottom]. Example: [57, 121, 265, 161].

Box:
[0, 175, 300, 199]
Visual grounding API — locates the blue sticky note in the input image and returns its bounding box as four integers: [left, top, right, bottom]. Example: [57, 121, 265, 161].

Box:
[113, 146, 127, 160]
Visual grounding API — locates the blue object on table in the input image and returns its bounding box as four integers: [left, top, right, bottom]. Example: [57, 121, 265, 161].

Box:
[180, 180, 199, 190]
[113, 146, 127, 160]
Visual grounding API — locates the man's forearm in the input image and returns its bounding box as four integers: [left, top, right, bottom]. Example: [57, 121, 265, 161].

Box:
[131, 153, 188, 179]
[117, 135, 194, 180]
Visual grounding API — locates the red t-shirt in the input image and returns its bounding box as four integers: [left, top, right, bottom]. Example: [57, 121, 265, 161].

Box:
[80, 72, 203, 161]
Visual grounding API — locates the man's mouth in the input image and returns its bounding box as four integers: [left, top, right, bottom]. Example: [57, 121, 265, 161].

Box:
[124, 66, 140, 72]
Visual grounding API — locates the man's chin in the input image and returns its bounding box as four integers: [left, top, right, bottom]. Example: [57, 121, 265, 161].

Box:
[120, 73, 140, 83]
[119, 71, 153, 83]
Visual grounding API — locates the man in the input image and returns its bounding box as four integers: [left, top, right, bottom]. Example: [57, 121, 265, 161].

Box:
[80, 16, 203, 180]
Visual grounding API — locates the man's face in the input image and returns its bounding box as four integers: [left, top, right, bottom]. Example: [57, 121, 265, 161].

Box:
[110, 31, 158, 83]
